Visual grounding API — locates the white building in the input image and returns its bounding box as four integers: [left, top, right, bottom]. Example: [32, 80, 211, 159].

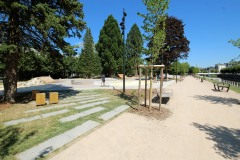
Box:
[215, 63, 227, 73]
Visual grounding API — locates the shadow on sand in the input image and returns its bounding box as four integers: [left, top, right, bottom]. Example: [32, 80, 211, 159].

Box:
[192, 123, 240, 159]
[193, 95, 240, 106]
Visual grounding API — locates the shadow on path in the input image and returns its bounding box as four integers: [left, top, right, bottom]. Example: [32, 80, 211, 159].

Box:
[192, 123, 240, 159]
[193, 95, 240, 106]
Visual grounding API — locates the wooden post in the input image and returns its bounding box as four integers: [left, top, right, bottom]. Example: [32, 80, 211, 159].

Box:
[145, 68, 147, 107]
[159, 67, 164, 111]
[138, 68, 142, 107]
[149, 67, 153, 110]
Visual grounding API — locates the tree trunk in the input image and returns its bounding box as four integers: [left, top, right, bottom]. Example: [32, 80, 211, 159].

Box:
[135, 64, 138, 76]
[3, 50, 19, 103]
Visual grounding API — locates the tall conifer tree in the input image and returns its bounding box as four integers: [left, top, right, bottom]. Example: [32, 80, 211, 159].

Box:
[96, 15, 123, 76]
[126, 24, 143, 76]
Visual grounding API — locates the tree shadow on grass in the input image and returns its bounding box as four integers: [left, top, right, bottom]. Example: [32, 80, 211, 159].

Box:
[0, 127, 20, 159]
[192, 123, 240, 159]
[113, 89, 138, 109]
[193, 95, 240, 107]
[0, 126, 37, 159]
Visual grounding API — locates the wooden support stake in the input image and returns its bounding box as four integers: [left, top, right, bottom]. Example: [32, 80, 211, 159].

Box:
[138, 68, 142, 107]
[159, 67, 164, 111]
[144, 69, 147, 107]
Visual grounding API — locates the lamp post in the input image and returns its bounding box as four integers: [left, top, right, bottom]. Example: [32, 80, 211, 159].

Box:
[120, 8, 127, 93]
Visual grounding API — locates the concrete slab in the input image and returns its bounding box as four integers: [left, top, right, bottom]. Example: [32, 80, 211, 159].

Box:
[60, 107, 106, 122]
[74, 100, 110, 110]
[78, 97, 110, 104]
[24, 103, 76, 113]
[17, 120, 100, 160]
[99, 105, 129, 121]
[4, 109, 69, 126]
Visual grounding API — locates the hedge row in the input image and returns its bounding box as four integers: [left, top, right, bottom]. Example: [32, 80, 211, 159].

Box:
[221, 65, 240, 74]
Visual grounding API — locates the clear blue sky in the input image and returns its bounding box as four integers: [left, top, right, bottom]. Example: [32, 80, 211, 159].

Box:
[66, 0, 240, 68]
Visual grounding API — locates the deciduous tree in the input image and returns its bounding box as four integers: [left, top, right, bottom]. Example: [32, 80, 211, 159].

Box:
[160, 16, 190, 78]
[138, 0, 169, 110]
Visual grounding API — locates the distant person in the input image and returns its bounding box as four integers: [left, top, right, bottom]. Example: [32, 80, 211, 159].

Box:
[101, 74, 105, 86]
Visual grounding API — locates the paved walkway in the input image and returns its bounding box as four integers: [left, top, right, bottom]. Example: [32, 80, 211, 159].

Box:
[0, 78, 175, 95]
[50, 76, 240, 160]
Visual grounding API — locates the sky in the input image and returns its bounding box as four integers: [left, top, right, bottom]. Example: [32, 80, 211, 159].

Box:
[66, 0, 240, 68]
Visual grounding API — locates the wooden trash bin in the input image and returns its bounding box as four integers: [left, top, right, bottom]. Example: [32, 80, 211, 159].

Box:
[32, 90, 40, 100]
[36, 93, 46, 106]
[49, 92, 59, 104]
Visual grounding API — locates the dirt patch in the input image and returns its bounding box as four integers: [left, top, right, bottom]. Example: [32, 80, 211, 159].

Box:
[0, 103, 11, 111]
[129, 106, 171, 120]
[107, 89, 171, 120]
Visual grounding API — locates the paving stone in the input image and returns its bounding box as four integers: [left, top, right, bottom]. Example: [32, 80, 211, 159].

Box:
[74, 100, 110, 110]
[25, 103, 76, 113]
[60, 107, 106, 122]
[99, 105, 129, 121]
[17, 120, 100, 160]
[78, 97, 110, 104]
[65, 94, 101, 100]
[4, 109, 69, 126]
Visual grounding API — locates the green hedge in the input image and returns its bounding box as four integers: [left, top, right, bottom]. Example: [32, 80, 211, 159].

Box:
[221, 65, 240, 74]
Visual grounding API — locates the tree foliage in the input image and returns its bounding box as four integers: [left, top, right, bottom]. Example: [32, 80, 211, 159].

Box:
[79, 28, 102, 78]
[0, 0, 85, 102]
[221, 65, 240, 74]
[138, 0, 169, 62]
[189, 66, 200, 75]
[229, 38, 240, 49]
[96, 15, 123, 76]
[125, 24, 143, 76]
[160, 16, 190, 75]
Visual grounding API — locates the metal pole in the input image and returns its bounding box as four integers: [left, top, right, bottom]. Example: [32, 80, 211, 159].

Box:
[123, 29, 125, 93]
[120, 9, 127, 93]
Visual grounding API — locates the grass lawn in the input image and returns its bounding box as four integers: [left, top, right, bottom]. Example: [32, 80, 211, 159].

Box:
[205, 78, 240, 94]
[0, 89, 139, 160]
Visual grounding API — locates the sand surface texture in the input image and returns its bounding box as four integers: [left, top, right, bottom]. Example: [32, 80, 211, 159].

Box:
[50, 77, 240, 160]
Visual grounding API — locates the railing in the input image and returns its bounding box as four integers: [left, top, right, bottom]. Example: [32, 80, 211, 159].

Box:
[221, 79, 240, 88]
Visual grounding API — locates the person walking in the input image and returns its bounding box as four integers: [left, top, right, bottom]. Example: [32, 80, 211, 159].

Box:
[101, 74, 105, 86]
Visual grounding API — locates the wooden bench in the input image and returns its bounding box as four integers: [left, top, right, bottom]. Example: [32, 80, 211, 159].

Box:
[213, 82, 230, 92]
[155, 88, 173, 98]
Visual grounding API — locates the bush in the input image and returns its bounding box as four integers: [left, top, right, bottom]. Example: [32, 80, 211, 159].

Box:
[221, 65, 240, 74]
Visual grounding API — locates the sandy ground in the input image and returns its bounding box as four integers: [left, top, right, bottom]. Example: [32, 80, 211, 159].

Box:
[50, 76, 240, 160]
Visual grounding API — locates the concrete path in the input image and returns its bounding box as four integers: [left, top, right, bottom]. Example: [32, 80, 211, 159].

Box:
[50, 77, 240, 160]
[74, 100, 110, 110]
[0, 78, 175, 95]
[17, 120, 100, 160]
[4, 109, 69, 126]
[60, 107, 106, 122]
[24, 103, 76, 113]
[99, 105, 129, 121]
